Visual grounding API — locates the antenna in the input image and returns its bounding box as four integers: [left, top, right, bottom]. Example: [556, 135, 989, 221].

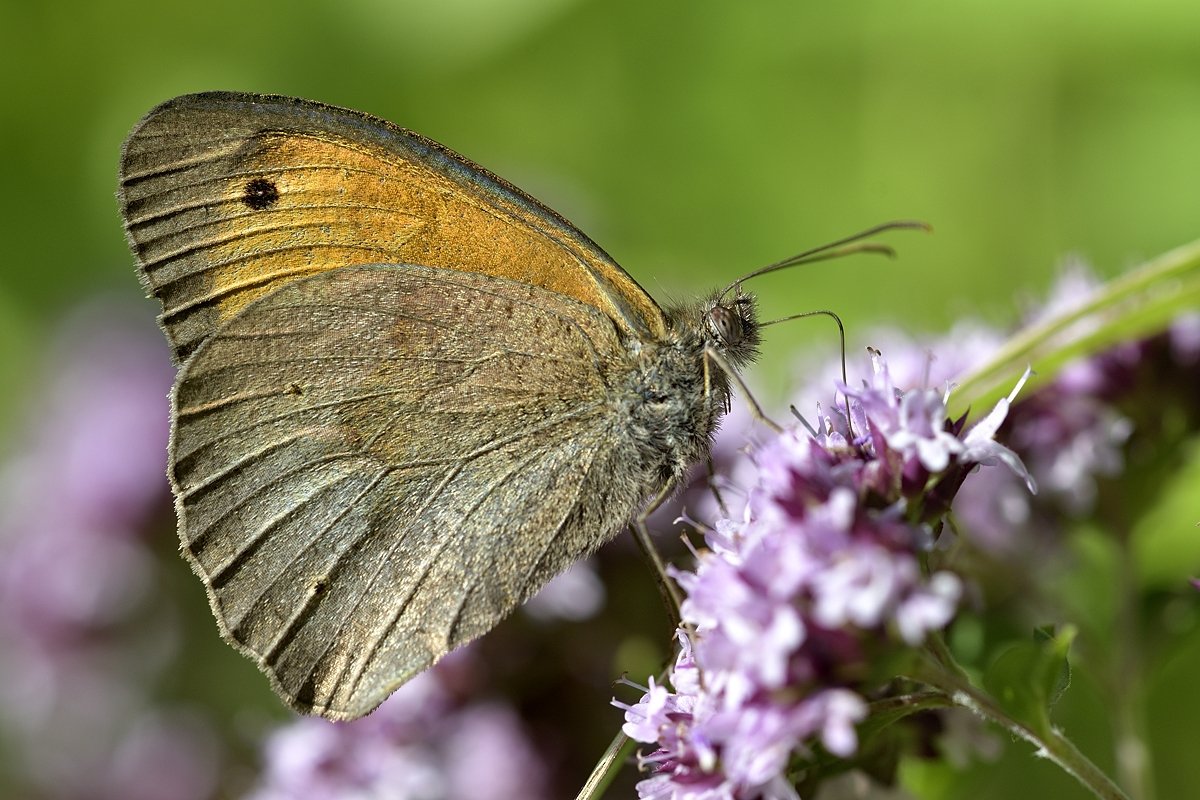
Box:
[720, 219, 931, 299]
[761, 309, 855, 437]
[741, 220, 931, 439]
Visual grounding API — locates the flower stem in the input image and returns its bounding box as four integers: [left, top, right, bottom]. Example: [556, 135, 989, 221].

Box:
[948, 235, 1200, 417]
[1106, 497, 1154, 800]
[911, 653, 1131, 800]
[575, 728, 637, 800]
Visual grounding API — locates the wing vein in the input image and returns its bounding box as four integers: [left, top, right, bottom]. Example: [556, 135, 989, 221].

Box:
[200, 453, 372, 587]
[257, 466, 393, 668]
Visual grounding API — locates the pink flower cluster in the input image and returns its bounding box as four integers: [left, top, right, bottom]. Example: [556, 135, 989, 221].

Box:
[618, 353, 1033, 799]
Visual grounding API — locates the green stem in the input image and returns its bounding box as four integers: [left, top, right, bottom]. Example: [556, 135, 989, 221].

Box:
[947, 236, 1200, 418]
[911, 654, 1131, 800]
[574, 727, 637, 800]
[1112, 552, 1152, 800]
[1105, 498, 1154, 800]
[579, 656, 677, 799]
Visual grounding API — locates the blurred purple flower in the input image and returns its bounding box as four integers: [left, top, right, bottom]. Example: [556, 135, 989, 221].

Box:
[948, 265, 1200, 545]
[248, 651, 549, 800]
[1169, 312, 1200, 362]
[0, 300, 219, 800]
[523, 559, 606, 622]
[617, 353, 1032, 798]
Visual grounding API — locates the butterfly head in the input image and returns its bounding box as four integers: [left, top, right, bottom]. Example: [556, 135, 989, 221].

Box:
[702, 286, 760, 370]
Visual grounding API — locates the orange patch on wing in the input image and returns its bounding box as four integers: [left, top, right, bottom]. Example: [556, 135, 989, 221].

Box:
[208, 133, 430, 322]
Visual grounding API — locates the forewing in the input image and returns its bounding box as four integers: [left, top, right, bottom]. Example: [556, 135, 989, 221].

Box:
[171, 264, 635, 719]
[119, 91, 665, 363]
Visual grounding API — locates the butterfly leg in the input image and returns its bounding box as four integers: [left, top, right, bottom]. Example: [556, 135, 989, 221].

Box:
[631, 483, 685, 629]
[704, 346, 783, 432]
[705, 453, 730, 518]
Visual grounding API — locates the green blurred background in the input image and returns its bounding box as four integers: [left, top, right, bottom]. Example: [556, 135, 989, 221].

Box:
[5, 0, 1200, 415]
[2, 1, 1199, 797]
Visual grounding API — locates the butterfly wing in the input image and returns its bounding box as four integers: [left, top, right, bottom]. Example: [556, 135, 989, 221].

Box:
[119, 91, 666, 364]
[173, 263, 643, 719]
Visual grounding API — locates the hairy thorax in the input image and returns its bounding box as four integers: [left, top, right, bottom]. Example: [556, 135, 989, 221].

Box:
[611, 294, 757, 490]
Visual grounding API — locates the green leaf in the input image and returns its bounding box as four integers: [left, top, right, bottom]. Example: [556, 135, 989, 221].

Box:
[947, 237, 1200, 420]
[982, 626, 1075, 737]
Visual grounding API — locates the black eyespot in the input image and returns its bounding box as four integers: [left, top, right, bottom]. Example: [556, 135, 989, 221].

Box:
[242, 177, 280, 210]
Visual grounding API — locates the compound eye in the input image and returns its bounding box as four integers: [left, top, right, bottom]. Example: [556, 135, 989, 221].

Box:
[708, 304, 743, 346]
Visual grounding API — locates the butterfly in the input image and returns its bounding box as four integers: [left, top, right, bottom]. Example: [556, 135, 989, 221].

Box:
[118, 92, 765, 720]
